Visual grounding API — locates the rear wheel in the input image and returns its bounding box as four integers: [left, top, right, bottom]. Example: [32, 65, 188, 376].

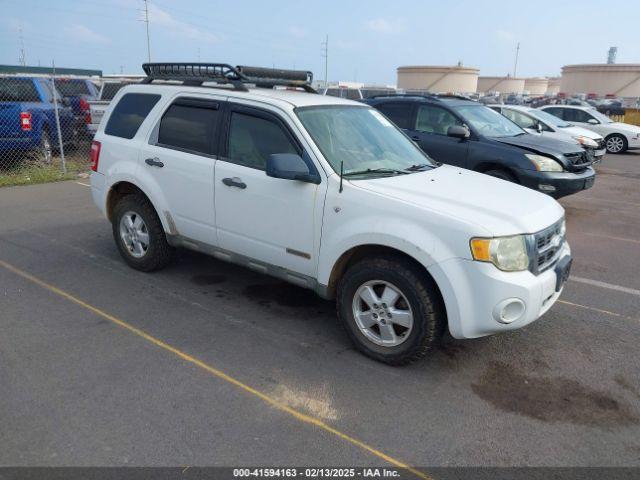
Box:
[337, 256, 445, 365]
[485, 169, 517, 183]
[112, 194, 175, 271]
[605, 134, 627, 154]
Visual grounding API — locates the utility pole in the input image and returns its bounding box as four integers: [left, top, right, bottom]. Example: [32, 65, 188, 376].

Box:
[513, 42, 520, 77]
[18, 25, 26, 66]
[321, 35, 328, 87]
[143, 0, 151, 63]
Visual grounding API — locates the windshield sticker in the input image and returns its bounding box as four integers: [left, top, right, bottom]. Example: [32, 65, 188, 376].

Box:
[369, 109, 394, 127]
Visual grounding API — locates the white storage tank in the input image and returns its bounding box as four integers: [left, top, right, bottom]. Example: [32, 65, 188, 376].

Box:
[546, 77, 561, 95]
[523, 77, 549, 95]
[560, 64, 640, 97]
[477, 76, 525, 94]
[397, 65, 479, 93]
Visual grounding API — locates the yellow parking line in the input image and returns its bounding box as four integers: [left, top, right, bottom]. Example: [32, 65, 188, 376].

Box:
[558, 299, 626, 318]
[0, 259, 431, 480]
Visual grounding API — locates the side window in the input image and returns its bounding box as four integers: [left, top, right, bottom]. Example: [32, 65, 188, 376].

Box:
[226, 111, 298, 170]
[157, 99, 220, 155]
[544, 108, 564, 120]
[325, 88, 341, 98]
[375, 103, 413, 129]
[503, 109, 536, 129]
[416, 105, 462, 135]
[346, 89, 361, 100]
[563, 109, 590, 123]
[105, 93, 161, 139]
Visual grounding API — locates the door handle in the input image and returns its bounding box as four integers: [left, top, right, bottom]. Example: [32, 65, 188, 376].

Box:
[222, 177, 247, 189]
[145, 157, 164, 168]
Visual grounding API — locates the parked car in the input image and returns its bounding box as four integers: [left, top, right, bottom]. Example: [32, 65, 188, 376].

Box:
[87, 81, 133, 134]
[540, 105, 640, 154]
[90, 62, 572, 365]
[363, 95, 595, 198]
[490, 105, 606, 163]
[595, 99, 625, 117]
[0, 76, 76, 165]
[55, 77, 99, 139]
[317, 86, 363, 100]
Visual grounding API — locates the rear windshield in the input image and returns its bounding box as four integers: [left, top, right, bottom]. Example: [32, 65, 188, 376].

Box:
[56, 80, 90, 96]
[0, 78, 40, 102]
[101, 83, 126, 100]
[105, 93, 161, 139]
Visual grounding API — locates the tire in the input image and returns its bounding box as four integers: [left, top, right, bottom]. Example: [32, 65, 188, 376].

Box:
[484, 169, 517, 183]
[605, 134, 627, 154]
[336, 255, 445, 365]
[111, 193, 175, 272]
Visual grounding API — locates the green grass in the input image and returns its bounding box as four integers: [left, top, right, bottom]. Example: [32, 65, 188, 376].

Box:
[0, 160, 87, 188]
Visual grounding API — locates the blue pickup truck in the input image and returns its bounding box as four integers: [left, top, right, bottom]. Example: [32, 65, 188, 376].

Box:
[0, 76, 76, 165]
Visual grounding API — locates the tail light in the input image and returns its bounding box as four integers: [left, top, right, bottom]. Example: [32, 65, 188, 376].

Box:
[90, 140, 101, 172]
[80, 98, 91, 124]
[20, 112, 32, 131]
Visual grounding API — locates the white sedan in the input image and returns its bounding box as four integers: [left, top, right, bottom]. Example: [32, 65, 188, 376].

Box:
[540, 105, 640, 154]
[490, 104, 606, 162]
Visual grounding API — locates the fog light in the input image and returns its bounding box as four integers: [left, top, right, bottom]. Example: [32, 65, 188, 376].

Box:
[493, 298, 526, 324]
[538, 184, 556, 192]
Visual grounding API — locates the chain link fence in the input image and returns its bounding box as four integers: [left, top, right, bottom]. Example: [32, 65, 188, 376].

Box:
[0, 75, 96, 187]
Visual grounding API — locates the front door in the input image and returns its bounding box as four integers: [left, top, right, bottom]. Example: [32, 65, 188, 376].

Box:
[214, 103, 324, 277]
[407, 104, 469, 167]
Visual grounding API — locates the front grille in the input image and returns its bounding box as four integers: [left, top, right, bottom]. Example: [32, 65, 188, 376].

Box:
[564, 151, 592, 171]
[531, 219, 565, 274]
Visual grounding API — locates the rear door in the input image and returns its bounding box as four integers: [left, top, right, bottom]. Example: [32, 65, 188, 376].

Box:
[407, 104, 469, 167]
[141, 95, 224, 245]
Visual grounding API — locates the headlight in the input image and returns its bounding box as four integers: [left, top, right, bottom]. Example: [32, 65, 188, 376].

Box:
[525, 154, 563, 172]
[470, 235, 529, 271]
[572, 136, 598, 148]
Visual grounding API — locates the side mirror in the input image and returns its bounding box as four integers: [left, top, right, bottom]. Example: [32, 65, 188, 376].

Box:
[447, 125, 470, 139]
[587, 118, 599, 125]
[535, 122, 543, 133]
[266, 153, 320, 184]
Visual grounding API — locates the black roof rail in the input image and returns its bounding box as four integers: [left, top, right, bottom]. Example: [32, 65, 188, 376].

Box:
[368, 93, 436, 100]
[141, 62, 315, 93]
[435, 93, 475, 101]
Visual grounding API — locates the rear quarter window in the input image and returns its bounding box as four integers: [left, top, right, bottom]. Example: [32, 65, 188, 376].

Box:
[105, 93, 161, 139]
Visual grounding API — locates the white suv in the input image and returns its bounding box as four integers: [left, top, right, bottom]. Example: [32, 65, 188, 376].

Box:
[90, 63, 571, 365]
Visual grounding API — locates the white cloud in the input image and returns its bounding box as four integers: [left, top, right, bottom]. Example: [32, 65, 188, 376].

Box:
[148, 4, 219, 43]
[64, 24, 110, 44]
[288, 26, 306, 38]
[364, 18, 405, 34]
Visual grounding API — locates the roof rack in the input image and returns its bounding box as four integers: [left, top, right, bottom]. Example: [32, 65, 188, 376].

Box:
[141, 63, 315, 93]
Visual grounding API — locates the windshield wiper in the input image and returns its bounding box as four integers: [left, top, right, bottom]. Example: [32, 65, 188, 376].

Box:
[343, 168, 409, 177]
[405, 163, 432, 171]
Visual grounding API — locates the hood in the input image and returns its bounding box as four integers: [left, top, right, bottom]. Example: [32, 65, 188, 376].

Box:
[353, 165, 564, 236]
[563, 125, 603, 141]
[493, 133, 583, 157]
[610, 122, 640, 135]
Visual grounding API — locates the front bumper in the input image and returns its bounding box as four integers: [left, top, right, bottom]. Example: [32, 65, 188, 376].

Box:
[515, 166, 595, 199]
[428, 243, 571, 339]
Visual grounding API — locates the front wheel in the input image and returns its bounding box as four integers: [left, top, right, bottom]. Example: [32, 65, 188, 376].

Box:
[605, 134, 627, 154]
[337, 256, 445, 365]
[112, 194, 175, 272]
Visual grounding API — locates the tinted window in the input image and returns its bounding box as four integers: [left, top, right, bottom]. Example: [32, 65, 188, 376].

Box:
[345, 89, 361, 100]
[227, 112, 298, 170]
[416, 105, 463, 135]
[0, 78, 40, 102]
[543, 108, 564, 119]
[325, 88, 341, 98]
[101, 83, 126, 100]
[375, 103, 413, 129]
[105, 93, 160, 139]
[56, 80, 90, 96]
[563, 109, 593, 123]
[158, 100, 219, 155]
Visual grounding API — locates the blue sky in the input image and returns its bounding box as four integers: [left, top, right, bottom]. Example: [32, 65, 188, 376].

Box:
[1, 0, 638, 84]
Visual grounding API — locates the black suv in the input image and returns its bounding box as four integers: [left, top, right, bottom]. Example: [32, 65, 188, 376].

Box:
[363, 95, 596, 198]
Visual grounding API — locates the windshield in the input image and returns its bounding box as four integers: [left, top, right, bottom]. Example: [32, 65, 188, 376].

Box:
[530, 109, 571, 128]
[296, 106, 435, 177]
[454, 105, 525, 137]
[588, 108, 614, 124]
